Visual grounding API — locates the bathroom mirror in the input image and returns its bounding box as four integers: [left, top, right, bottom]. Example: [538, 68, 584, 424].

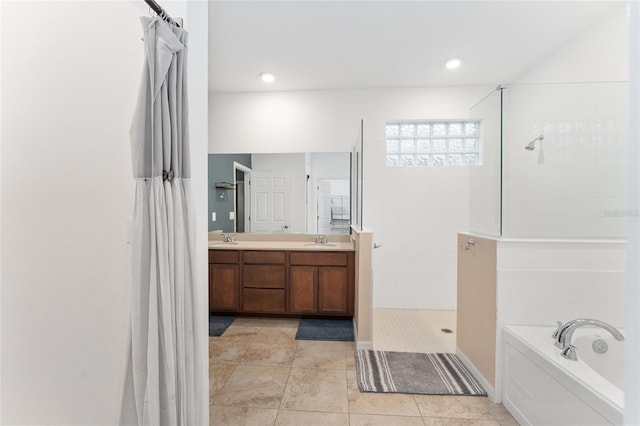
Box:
[208, 152, 351, 234]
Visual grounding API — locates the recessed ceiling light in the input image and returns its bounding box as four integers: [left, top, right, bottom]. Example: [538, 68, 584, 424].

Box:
[260, 72, 275, 83]
[445, 58, 462, 70]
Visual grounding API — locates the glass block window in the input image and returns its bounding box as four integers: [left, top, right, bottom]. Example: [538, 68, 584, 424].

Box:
[386, 120, 481, 167]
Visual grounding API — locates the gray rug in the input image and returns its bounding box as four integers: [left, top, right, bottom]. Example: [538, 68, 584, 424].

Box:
[209, 316, 235, 337]
[355, 350, 486, 396]
[295, 319, 354, 341]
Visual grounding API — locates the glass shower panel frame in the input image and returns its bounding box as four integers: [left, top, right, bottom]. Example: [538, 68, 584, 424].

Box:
[352, 119, 364, 231]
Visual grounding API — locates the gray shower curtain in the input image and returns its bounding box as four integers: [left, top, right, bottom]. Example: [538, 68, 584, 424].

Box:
[120, 16, 204, 426]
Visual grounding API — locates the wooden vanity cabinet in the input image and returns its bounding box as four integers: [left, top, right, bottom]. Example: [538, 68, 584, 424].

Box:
[208, 249, 354, 317]
[242, 251, 286, 314]
[289, 251, 354, 316]
[209, 250, 240, 312]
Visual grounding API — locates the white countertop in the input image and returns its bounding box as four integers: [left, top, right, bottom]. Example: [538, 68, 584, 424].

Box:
[207, 240, 354, 251]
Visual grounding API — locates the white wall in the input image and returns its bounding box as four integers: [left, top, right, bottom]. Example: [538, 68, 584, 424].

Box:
[210, 86, 491, 309]
[0, 1, 208, 424]
[328, 180, 350, 196]
[309, 152, 351, 180]
[512, 5, 628, 84]
[210, 91, 358, 154]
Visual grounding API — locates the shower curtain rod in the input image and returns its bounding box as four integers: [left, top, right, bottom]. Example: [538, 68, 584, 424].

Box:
[144, 0, 181, 27]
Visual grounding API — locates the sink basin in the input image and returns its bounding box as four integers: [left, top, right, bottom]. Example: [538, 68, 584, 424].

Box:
[304, 243, 337, 247]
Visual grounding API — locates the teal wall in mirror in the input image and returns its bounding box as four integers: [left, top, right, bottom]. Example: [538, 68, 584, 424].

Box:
[208, 154, 251, 232]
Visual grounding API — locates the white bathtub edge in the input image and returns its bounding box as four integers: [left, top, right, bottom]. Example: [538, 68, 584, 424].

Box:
[502, 394, 532, 426]
[503, 326, 623, 425]
[456, 347, 497, 403]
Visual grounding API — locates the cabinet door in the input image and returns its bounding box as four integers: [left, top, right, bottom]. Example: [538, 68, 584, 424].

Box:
[243, 289, 285, 313]
[210, 264, 239, 312]
[290, 266, 318, 313]
[318, 267, 348, 314]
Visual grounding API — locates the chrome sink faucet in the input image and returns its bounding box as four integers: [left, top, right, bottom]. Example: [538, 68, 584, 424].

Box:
[222, 233, 236, 243]
[314, 235, 328, 244]
[552, 318, 624, 361]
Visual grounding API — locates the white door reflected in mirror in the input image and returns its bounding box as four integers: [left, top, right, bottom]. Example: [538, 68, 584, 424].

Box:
[250, 173, 291, 233]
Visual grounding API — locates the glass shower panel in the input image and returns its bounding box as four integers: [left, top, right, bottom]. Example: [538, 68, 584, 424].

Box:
[469, 88, 503, 237]
[502, 82, 628, 238]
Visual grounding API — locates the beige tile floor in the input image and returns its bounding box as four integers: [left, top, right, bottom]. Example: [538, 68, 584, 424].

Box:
[210, 317, 519, 425]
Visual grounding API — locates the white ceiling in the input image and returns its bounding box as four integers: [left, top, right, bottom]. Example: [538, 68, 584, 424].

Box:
[208, 1, 620, 93]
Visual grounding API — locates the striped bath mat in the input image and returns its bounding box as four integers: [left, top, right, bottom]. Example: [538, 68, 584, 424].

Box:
[355, 350, 486, 396]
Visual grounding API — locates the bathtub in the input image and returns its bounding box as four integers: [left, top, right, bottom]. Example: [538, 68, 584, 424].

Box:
[502, 325, 624, 425]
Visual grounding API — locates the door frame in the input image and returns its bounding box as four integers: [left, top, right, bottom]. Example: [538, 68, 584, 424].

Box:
[233, 161, 252, 233]
[316, 179, 333, 234]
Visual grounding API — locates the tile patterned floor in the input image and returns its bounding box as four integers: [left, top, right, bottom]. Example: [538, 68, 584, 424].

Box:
[373, 309, 457, 353]
[210, 317, 519, 425]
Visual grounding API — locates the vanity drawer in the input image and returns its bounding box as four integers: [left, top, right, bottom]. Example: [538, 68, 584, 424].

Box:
[209, 250, 239, 264]
[290, 252, 348, 266]
[243, 265, 285, 288]
[243, 250, 286, 265]
[243, 289, 285, 313]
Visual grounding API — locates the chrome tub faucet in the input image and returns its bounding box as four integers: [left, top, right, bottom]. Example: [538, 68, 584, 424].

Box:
[552, 318, 624, 361]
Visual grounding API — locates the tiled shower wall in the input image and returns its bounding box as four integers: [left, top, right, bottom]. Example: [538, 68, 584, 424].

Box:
[502, 82, 628, 238]
[497, 239, 627, 328]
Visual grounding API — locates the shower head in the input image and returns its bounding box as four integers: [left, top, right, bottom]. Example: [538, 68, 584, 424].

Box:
[525, 135, 544, 151]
